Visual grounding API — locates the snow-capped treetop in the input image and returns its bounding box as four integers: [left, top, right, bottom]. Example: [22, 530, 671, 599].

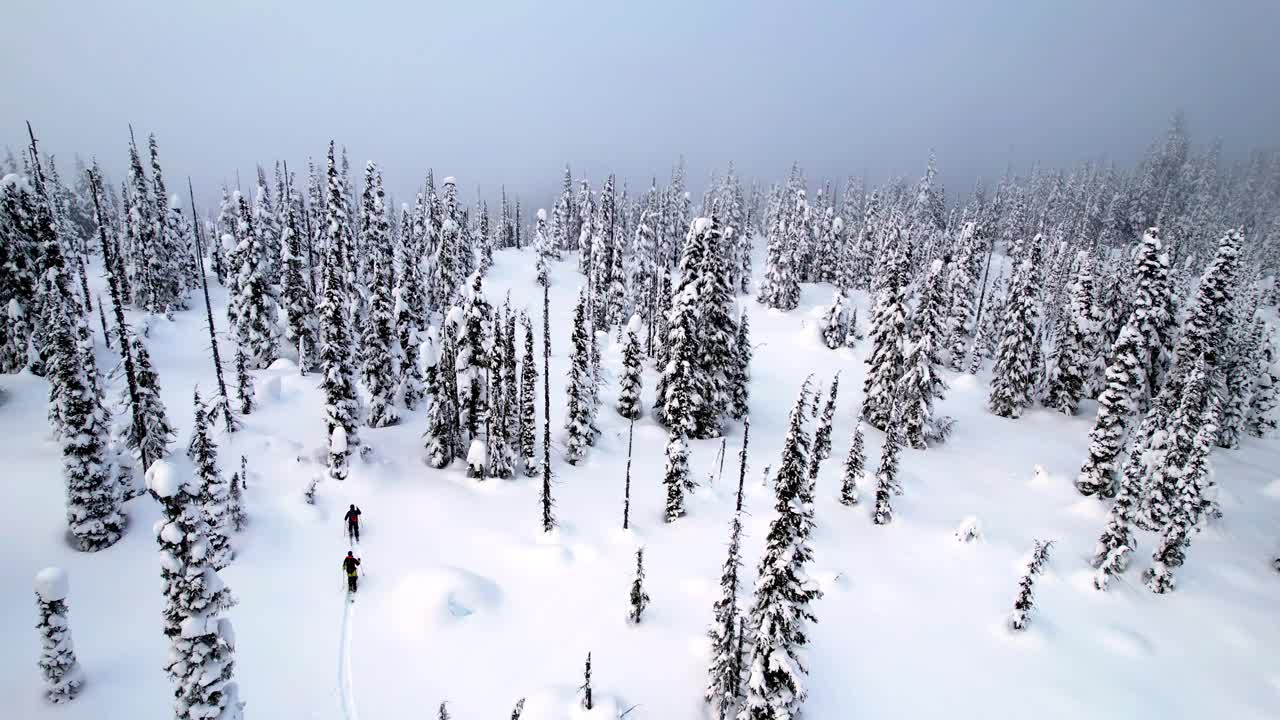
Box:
[1, 173, 30, 191]
[331, 427, 348, 454]
[929, 258, 943, 275]
[537, 208, 548, 222]
[833, 216, 845, 234]
[169, 192, 182, 210]
[34, 566, 69, 602]
[691, 217, 713, 235]
[627, 314, 643, 334]
[442, 176, 457, 186]
[146, 457, 196, 499]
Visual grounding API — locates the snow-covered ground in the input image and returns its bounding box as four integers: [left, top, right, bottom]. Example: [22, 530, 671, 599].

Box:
[3, 243, 1279, 719]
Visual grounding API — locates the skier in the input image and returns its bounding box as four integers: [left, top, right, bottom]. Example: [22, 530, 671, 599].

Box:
[343, 551, 361, 593]
[343, 504, 362, 542]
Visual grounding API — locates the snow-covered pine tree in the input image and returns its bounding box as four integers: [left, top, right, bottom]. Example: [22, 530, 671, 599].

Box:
[395, 201, 427, 410]
[819, 290, 849, 350]
[424, 330, 457, 470]
[519, 312, 538, 476]
[1076, 229, 1171, 497]
[46, 308, 124, 550]
[728, 307, 751, 420]
[706, 422, 747, 718]
[1247, 322, 1278, 438]
[840, 414, 865, 506]
[1139, 356, 1212, 532]
[662, 432, 691, 522]
[581, 652, 593, 710]
[565, 288, 594, 465]
[628, 547, 650, 623]
[533, 208, 551, 287]
[988, 234, 1043, 418]
[127, 336, 176, 468]
[1008, 540, 1053, 631]
[813, 374, 839, 461]
[1217, 307, 1257, 450]
[1146, 397, 1218, 594]
[280, 175, 318, 373]
[863, 223, 908, 430]
[34, 567, 82, 703]
[233, 345, 253, 415]
[231, 192, 278, 368]
[456, 272, 493, 440]
[540, 283, 555, 532]
[319, 143, 360, 481]
[617, 315, 643, 420]
[1091, 437, 1148, 590]
[1043, 251, 1096, 415]
[945, 223, 979, 371]
[755, 180, 800, 311]
[188, 388, 233, 570]
[359, 191, 400, 428]
[145, 459, 243, 720]
[738, 380, 822, 720]
[872, 403, 903, 525]
[486, 306, 514, 480]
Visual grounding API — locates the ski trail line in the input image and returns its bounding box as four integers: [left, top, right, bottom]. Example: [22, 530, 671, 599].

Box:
[339, 596, 359, 720]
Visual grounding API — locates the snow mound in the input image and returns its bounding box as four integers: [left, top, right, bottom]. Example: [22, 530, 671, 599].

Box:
[386, 567, 502, 636]
[146, 457, 196, 498]
[268, 357, 297, 372]
[954, 516, 983, 543]
[537, 208, 547, 222]
[518, 685, 623, 720]
[34, 567, 69, 601]
[256, 375, 282, 404]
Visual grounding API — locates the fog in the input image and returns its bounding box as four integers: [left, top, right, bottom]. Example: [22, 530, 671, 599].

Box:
[4, 0, 1278, 207]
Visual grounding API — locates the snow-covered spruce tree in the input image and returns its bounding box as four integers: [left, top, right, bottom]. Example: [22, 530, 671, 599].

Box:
[756, 191, 799, 310]
[231, 192, 278, 368]
[1145, 399, 1218, 594]
[840, 414, 865, 506]
[456, 272, 493, 440]
[540, 283, 555, 532]
[695, 218, 739, 434]
[189, 388, 233, 570]
[872, 404, 904, 525]
[146, 460, 243, 720]
[34, 567, 82, 703]
[487, 306, 515, 480]
[518, 312, 538, 476]
[1247, 322, 1278, 438]
[565, 288, 595, 464]
[819, 290, 849, 349]
[395, 202, 427, 410]
[662, 432, 691, 522]
[359, 205, 400, 429]
[987, 234, 1043, 418]
[900, 300, 949, 449]
[945, 223, 979, 371]
[617, 315, 643, 420]
[1139, 356, 1212, 532]
[656, 282, 703, 437]
[581, 651, 594, 710]
[319, 144, 361, 481]
[728, 307, 751, 420]
[863, 224, 908, 430]
[47, 308, 124, 550]
[125, 336, 176, 468]
[1217, 310, 1257, 450]
[914, 258, 950, 385]
[738, 381, 822, 720]
[705, 422, 748, 719]
[533, 208, 551, 287]
[233, 345, 254, 415]
[628, 547, 650, 623]
[1091, 439, 1148, 590]
[1043, 251, 1096, 415]
[813, 374, 839, 461]
[1008, 540, 1053, 631]
[1075, 229, 1177, 496]
[280, 181, 318, 373]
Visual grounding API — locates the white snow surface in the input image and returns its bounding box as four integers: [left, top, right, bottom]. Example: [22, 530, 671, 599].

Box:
[144, 457, 194, 499]
[33, 567, 69, 602]
[4, 243, 1280, 719]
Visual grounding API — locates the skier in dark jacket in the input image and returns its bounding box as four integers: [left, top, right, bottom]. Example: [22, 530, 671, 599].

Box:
[344, 504, 362, 542]
[343, 551, 361, 592]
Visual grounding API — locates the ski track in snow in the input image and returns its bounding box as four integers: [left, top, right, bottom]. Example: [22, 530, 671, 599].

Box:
[339, 595, 359, 720]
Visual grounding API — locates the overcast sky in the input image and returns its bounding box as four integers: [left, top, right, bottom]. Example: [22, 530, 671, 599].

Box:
[4, 0, 1278, 210]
